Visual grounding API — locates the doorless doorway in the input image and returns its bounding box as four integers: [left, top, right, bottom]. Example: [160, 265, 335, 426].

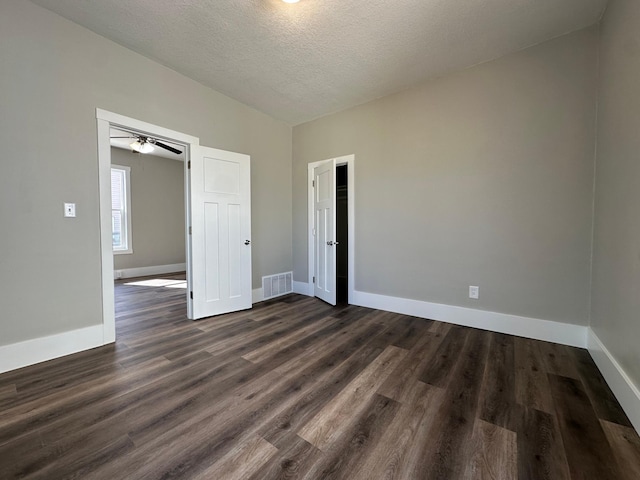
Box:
[97, 109, 198, 342]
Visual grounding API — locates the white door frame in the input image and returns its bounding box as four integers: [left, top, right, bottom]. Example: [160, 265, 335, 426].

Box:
[96, 108, 200, 343]
[307, 155, 355, 304]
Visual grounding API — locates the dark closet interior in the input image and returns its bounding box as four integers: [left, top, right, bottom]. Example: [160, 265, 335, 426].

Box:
[336, 165, 348, 303]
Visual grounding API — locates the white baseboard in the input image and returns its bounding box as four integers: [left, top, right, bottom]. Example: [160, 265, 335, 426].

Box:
[293, 281, 312, 296]
[114, 263, 186, 279]
[252, 288, 263, 304]
[588, 329, 640, 434]
[351, 290, 587, 348]
[0, 325, 107, 374]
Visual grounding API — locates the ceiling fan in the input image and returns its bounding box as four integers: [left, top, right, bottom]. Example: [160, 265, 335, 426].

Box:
[110, 133, 182, 155]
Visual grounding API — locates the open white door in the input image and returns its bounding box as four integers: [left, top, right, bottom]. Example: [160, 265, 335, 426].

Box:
[189, 146, 252, 319]
[313, 159, 337, 305]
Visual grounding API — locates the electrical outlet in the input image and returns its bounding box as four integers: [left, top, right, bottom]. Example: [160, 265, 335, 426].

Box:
[64, 203, 76, 218]
[469, 286, 479, 299]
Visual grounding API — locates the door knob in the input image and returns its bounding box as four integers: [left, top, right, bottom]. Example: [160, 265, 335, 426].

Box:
[326, 241, 333, 246]
[244, 240, 251, 245]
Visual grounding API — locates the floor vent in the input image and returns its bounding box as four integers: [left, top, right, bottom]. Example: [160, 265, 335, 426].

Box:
[262, 272, 293, 300]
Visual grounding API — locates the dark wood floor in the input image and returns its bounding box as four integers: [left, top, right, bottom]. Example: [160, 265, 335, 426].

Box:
[1, 273, 639, 479]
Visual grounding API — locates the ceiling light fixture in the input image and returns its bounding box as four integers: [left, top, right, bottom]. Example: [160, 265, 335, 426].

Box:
[130, 140, 155, 154]
[282, 0, 300, 3]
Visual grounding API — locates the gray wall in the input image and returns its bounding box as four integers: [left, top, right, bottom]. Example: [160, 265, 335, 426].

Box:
[293, 28, 598, 325]
[111, 148, 185, 271]
[0, 0, 292, 346]
[590, 0, 640, 388]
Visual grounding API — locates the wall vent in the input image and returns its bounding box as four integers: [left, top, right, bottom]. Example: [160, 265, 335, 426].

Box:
[262, 272, 293, 300]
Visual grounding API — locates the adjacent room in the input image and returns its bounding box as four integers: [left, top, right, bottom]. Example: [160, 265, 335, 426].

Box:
[109, 129, 189, 330]
[1, 0, 639, 478]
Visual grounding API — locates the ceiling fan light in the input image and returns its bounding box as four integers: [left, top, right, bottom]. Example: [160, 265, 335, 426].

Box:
[139, 143, 155, 154]
[130, 140, 154, 154]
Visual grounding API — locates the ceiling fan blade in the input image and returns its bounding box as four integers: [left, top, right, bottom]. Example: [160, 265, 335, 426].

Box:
[154, 141, 182, 155]
[110, 136, 136, 139]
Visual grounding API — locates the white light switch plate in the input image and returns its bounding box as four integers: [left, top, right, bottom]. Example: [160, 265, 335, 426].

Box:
[469, 286, 479, 299]
[64, 203, 76, 218]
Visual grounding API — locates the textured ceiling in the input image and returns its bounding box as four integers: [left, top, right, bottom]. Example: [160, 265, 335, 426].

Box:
[30, 0, 607, 125]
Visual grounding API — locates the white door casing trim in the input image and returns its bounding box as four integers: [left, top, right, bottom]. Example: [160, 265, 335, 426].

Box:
[307, 155, 355, 304]
[96, 108, 199, 342]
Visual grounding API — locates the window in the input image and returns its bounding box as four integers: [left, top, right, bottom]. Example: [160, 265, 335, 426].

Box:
[111, 165, 132, 254]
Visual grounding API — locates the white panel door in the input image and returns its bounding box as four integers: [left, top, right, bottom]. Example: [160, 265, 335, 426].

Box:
[313, 160, 336, 305]
[190, 146, 251, 319]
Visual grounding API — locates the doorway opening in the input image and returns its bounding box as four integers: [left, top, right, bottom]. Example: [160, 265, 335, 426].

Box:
[109, 126, 188, 331]
[97, 109, 198, 343]
[307, 155, 355, 306]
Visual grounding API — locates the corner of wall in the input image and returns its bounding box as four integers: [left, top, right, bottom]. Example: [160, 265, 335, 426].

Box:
[588, 328, 640, 433]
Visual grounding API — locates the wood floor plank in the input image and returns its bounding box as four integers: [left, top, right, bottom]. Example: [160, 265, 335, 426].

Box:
[300, 394, 401, 480]
[93, 317, 404, 477]
[600, 420, 640, 480]
[517, 406, 571, 480]
[549, 374, 622, 479]
[389, 384, 451, 480]
[571, 348, 632, 427]
[417, 324, 470, 388]
[0, 357, 250, 475]
[241, 313, 338, 363]
[247, 436, 322, 480]
[162, 317, 279, 360]
[192, 434, 278, 480]
[2, 347, 124, 404]
[478, 332, 518, 431]
[141, 322, 394, 476]
[514, 337, 554, 413]
[0, 384, 17, 409]
[0, 278, 638, 479]
[205, 311, 347, 360]
[4, 432, 135, 480]
[247, 297, 331, 322]
[124, 359, 300, 448]
[416, 327, 490, 479]
[377, 330, 445, 403]
[378, 314, 433, 350]
[429, 320, 452, 334]
[272, 319, 379, 379]
[260, 324, 399, 449]
[539, 342, 581, 379]
[297, 345, 407, 451]
[89, 372, 302, 478]
[351, 381, 445, 480]
[0, 355, 174, 444]
[464, 418, 517, 480]
[117, 329, 207, 368]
